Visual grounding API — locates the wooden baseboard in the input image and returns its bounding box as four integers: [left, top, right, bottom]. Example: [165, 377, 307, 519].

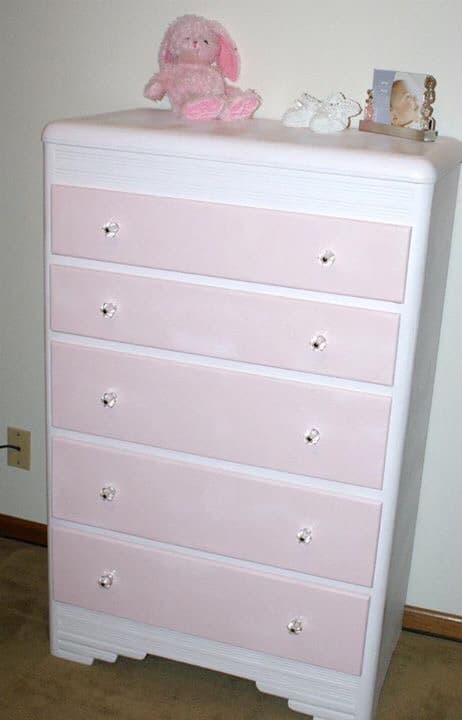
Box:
[0, 513, 47, 546]
[0, 513, 460, 640]
[403, 605, 462, 641]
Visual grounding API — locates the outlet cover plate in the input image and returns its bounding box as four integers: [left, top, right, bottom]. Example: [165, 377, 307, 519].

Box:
[7, 427, 31, 470]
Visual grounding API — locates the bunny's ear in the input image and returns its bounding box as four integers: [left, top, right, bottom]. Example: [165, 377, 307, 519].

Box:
[210, 20, 240, 81]
[158, 19, 176, 67]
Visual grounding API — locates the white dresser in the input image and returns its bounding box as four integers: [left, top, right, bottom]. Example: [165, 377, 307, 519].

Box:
[43, 109, 462, 720]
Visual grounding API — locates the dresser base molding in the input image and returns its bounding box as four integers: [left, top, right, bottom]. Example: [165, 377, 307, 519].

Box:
[0, 513, 47, 546]
[52, 601, 359, 719]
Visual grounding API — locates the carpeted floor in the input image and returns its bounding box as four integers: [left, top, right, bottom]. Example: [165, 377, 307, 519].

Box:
[0, 537, 461, 720]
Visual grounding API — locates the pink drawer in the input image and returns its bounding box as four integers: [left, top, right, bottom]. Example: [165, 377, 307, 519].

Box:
[52, 437, 382, 586]
[52, 526, 369, 674]
[50, 265, 399, 385]
[51, 185, 410, 302]
[51, 342, 391, 488]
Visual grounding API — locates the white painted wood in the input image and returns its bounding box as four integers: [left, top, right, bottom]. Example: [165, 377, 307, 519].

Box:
[43, 109, 462, 719]
[47, 142, 418, 225]
[374, 167, 462, 701]
[351, 179, 436, 720]
[42, 108, 461, 184]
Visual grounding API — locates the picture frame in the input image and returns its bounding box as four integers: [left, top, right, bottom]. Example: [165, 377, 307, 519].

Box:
[359, 69, 437, 142]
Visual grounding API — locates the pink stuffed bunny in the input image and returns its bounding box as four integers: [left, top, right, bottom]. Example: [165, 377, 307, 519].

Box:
[144, 14, 261, 121]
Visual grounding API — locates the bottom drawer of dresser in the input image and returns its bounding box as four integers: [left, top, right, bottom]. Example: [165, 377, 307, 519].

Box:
[51, 527, 369, 675]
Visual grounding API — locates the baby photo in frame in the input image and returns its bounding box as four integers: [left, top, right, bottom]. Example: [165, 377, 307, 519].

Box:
[359, 69, 437, 142]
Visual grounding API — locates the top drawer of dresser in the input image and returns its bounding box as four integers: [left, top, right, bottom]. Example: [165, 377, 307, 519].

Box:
[51, 185, 410, 302]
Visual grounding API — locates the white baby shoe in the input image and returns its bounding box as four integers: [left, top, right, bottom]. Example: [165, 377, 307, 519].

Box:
[282, 92, 361, 133]
[282, 93, 322, 127]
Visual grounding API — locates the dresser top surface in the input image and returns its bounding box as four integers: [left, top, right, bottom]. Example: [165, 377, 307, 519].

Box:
[43, 108, 462, 184]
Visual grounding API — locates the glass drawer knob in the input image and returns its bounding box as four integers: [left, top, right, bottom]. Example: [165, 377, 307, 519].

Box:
[287, 618, 304, 635]
[297, 527, 313, 544]
[304, 428, 320, 445]
[101, 391, 117, 408]
[102, 222, 120, 239]
[97, 572, 114, 589]
[319, 249, 336, 266]
[310, 334, 327, 352]
[100, 485, 116, 502]
[100, 302, 117, 318]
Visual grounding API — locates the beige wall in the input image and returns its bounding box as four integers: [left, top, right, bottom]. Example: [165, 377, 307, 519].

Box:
[1, 0, 461, 614]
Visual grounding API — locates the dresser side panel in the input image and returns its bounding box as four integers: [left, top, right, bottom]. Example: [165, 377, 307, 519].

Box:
[352, 180, 434, 720]
[44, 142, 58, 653]
[375, 167, 461, 700]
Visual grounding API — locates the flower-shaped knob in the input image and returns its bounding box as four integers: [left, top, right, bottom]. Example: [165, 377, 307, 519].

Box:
[287, 618, 304, 635]
[100, 485, 116, 502]
[319, 249, 336, 266]
[310, 334, 327, 352]
[100, 302, 117, 319]
[101, 391, 117, 408]
[102, 222, 120, 239]
[297, 527, 313, 544]
[97, 571, 114, 589]
[304, 428, 320, 445]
